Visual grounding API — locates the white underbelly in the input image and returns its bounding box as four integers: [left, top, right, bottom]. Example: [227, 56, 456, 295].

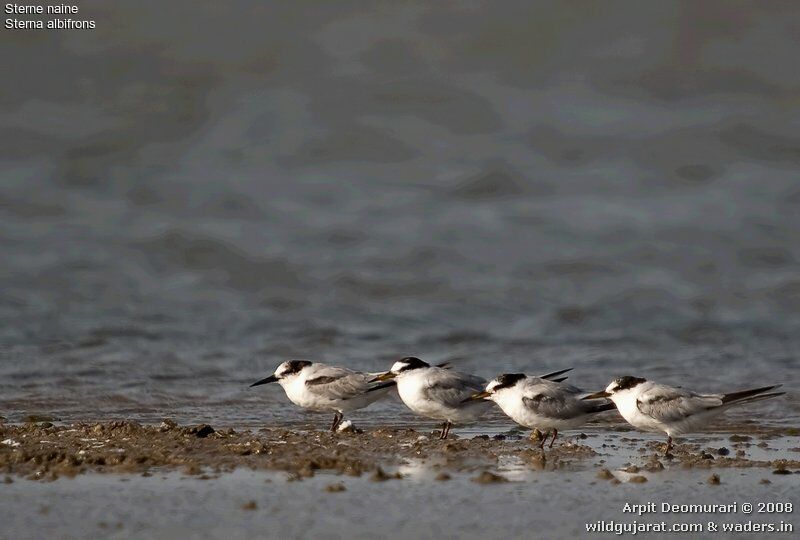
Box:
[397, 384, 488, 423]
[499, 400, 587, 431]
[616, 399, 664, 434]
[282, 379, 390, 413]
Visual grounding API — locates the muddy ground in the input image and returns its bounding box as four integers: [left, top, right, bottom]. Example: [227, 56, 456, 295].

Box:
[1, 420, 798, 482]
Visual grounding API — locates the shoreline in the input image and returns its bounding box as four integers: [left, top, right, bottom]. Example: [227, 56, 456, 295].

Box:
[1, 420, 798, 482]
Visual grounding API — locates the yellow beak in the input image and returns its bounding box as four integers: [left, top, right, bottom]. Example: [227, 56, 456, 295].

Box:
[462, 390, 491, 403]
[582, 390, 611, 400]
[369, 371, 397, 383]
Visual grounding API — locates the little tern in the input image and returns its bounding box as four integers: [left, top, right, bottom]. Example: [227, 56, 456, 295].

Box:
[465, 373, 616, 448]
[250, 360, 394, 431]
[583, 376, 784, 454]
[371, 357, 572, 439]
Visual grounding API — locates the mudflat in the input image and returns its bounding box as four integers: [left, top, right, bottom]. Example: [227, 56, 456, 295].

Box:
[2, 421, 798, 539]
[1, 420, 798, 481]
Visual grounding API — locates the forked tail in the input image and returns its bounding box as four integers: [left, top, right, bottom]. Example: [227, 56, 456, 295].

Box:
[721, 385, 784, 405]
[540, 367, 573, 381]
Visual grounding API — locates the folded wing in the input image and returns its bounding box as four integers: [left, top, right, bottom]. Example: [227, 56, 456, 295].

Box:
[422, 370, 486, 408]
[636, 385, 722, 423]
[304, 366, 376, 401]
[520, 380, 593, 419]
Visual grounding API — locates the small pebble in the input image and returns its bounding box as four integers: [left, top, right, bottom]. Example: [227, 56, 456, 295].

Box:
[159, 419, 177, 432]
[644, 460, 664, 472]
[370, 467, 401, 482]
[471, 471, 508, 484]
[707, 474, 721, 485]
[241, 501, 257, 511]
[325, 483, 346, 492]
[628, 475, 648, 483]
[185, 425, 215, 438]
[336, 420, 355, 433]
[596, 468, 614, 480]
[182, 464, 202, 476]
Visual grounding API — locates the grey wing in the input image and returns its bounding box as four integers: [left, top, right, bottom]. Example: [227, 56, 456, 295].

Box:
[521, 382, 590, 419]
[533, 378, 583, 394]
[304, 366, 372, 400]
[460, 372, 487, 390]
[422, 371, 485, 407]
[636, 385, 722, 422]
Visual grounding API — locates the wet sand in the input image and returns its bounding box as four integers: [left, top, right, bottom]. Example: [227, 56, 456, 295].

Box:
[1, 420, 798, 539]
[2, 420, 798, 480]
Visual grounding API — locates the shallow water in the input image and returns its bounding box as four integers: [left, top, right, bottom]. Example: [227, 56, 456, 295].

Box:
[1, 432, 798, 540]
[1, 418, 798, 538]
[1, 1, 799, 430]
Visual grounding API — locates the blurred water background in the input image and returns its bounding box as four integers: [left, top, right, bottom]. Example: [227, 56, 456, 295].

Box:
[1, 0, 798, 427]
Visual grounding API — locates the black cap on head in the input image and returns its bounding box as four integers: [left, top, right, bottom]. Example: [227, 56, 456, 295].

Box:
[493, 373, 526, 390]
[397, 357, 430, 371]
[280, 360, 312, 376]
[612, 376, 647, 391]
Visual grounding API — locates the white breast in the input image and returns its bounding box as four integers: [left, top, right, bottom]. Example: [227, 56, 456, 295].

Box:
[492, 392, 543, 428]
[279, 375, 329, 411]
[613, 388, 665, 434]
[396, 371, 445, 418]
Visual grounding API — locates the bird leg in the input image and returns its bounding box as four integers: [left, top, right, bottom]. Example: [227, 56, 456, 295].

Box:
[548, 429, 558, 449]
[330, 411, 343, 432]
[439, 421, 452, 439]
[538, 430, 549, 450]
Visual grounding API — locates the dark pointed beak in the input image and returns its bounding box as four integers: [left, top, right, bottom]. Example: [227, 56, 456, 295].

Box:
[368, 372, 396, 383]
[250, 375, 279, 387]
[462, 390, 491, 403]
[582, 390, 611, 400]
